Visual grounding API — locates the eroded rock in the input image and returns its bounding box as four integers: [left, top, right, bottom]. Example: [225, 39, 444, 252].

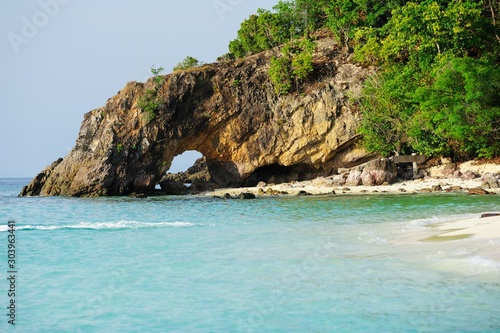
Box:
[20, 37, 371, 197]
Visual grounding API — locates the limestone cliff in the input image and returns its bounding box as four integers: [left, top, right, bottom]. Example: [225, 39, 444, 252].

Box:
[20, 37, 372, 197]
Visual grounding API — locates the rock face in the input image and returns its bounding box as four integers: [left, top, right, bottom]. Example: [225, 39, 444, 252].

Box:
[21, 37, 371, 197]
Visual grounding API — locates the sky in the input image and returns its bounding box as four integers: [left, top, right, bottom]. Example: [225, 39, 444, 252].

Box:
[0, 0, 280, 178]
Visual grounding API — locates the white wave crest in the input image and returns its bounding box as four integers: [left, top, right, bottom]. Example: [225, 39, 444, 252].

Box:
[0, 220, 195, 232]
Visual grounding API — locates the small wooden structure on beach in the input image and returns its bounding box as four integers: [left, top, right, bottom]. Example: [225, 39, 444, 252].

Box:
[390, 154, 426, 178]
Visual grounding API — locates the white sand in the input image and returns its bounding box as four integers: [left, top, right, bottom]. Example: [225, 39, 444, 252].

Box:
[418, 214, 500, 265]
[428, 214, 500, 240]
[206, 175, 499, 198]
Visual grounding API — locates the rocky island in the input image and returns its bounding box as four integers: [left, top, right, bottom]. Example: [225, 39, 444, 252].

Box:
[20, 37, 374, 197]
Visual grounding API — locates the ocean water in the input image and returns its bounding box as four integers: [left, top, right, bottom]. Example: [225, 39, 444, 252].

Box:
[1, 178, 499, 332]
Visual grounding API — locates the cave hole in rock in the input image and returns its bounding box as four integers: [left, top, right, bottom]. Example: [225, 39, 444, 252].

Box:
[155, 150, 203, 190]
[156, 151, 213, 195]
[170, 150, 203, 174]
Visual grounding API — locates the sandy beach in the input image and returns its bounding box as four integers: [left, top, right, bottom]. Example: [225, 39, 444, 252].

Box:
[207, 159, 500, 198]
[426, 214, 500, 241]
[207, 175, 500, 197]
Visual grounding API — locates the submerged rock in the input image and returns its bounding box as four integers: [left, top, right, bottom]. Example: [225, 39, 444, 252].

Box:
[238, 192, 256, 200]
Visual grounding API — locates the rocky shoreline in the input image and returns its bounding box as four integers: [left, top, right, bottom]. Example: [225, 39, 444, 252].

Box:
[204, 159, 500, 199]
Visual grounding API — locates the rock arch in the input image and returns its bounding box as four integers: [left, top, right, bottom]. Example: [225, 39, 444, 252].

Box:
[20, 38, 370, 197]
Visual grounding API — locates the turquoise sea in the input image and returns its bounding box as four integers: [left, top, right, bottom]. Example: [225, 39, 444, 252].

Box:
[1, 178, 499, 332]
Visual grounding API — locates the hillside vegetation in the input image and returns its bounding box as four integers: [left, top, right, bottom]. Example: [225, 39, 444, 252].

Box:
[228, 0, 500, 160]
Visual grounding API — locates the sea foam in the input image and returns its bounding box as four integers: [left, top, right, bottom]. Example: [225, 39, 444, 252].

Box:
[0, 220, 195, 232]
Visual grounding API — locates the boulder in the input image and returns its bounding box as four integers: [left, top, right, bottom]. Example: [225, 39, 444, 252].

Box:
[431, 185, 443, 192]
[238, 192, 256, 200]
[345, 170, 362, 186]
[332, 174, 347, 186]
[442, 163, 458, 177]
[481, 213, 500, 218]
[159, 180, 188, 195]
[461, 170, 477, 180]
[312, 177, 332, 187]
[445, 186, 462, 192]
[364, 159, 397, 185]
[468, 187, 492, 195]
[481, 174, 499, 189]
[347, 159, 397, 186]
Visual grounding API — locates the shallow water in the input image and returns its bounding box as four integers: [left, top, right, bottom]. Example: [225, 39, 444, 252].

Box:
[1, 178, 499, 332]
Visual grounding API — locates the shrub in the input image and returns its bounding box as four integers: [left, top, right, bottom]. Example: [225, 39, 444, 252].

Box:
[137, 66, 166, 123]
[268, 38, 315, 95]
[173, 56, 201, 71]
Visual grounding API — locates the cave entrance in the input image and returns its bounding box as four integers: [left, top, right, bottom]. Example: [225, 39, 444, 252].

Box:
[243, 163, 325, 187]
[157, 150, 213, 195]
[169, 150, 203, 173]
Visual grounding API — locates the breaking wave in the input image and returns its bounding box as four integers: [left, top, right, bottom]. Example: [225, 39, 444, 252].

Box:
[0, 220, 195, 232]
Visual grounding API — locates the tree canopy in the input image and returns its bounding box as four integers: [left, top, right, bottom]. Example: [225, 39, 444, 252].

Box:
[228, 0, 500, 159]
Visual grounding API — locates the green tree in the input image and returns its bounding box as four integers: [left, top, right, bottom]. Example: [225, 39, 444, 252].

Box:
[288, 38, 315, 80]
[325, 0, 405, 51]
[357, 67, 420, 156]
[229, 10, 282, 58]
[409, 54, 500, 158]
[228, 0, 327, 58]
[355, 0, 499, 159]
[296, 0, 330, 33]
[356, 0, 494, 66]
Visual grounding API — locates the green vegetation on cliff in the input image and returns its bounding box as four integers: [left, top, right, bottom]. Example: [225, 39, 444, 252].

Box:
[230, 0, 500, 159]
[269, 38, 315, 94]
[173, 56, 202, 71]
[137, 66, 165, 123]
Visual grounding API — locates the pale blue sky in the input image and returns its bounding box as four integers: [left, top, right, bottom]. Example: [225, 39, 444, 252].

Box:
[0, 0, 279, 178]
